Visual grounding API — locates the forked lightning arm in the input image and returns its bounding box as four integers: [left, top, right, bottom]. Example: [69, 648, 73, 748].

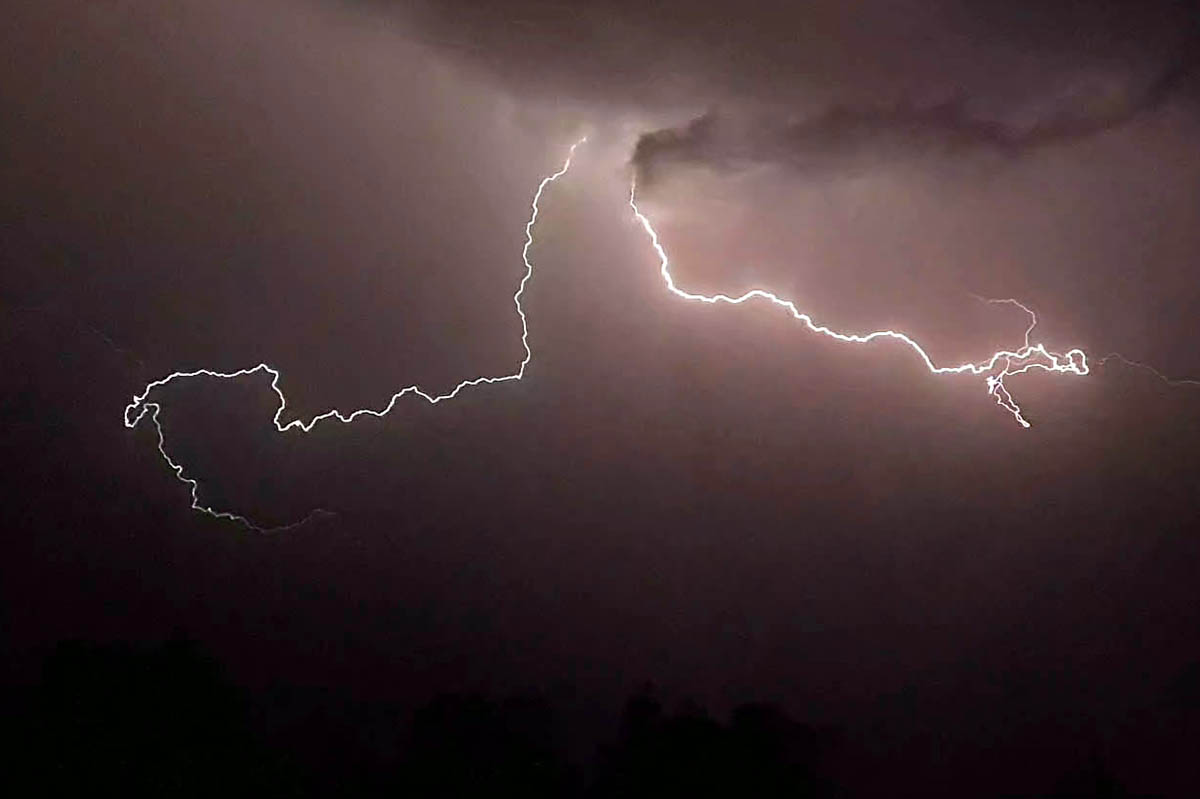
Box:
[124, 139, 1193, 530]
[628, 179, 1090, 428]
[123, 139, 585, 531]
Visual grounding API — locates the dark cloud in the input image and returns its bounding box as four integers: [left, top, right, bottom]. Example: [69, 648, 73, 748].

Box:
[629, 51, 1200, 184]
[401, 0, 1200, 112]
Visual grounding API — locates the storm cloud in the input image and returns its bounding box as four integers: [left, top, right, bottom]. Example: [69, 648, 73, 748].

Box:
[629, 51, 1199, 185]
[403, 0, 1200, 113]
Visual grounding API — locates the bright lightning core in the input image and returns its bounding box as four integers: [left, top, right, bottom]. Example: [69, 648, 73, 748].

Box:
[629, 179, 1090, 429]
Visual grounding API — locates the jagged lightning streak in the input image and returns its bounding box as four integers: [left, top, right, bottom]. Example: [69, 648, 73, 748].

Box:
[123, 138, 586, 531]
[124, 136, 1196, 529]
[1096, 352, 1200, 388]
[628, 178, 1092, 428]
[974, 300, 1200, 398]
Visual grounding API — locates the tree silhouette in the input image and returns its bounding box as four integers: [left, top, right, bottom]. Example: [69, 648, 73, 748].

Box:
[593, 685, 835, 798]
[399, 691, 577, 798]
[9, 635, 285, 797]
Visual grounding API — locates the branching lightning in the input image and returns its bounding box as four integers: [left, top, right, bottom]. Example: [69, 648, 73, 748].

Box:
[123, 137, 1195, 530]
[629, 179, 1091, 429]
[123, 138, 586, 531]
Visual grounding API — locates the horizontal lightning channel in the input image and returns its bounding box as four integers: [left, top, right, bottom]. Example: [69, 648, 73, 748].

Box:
[123, 138, 586, 531]
[628, 178, 1091, 429]
[123, 137, 1196, 530]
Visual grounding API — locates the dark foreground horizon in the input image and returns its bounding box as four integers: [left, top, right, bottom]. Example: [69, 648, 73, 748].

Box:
[7, 634, 1194, 797]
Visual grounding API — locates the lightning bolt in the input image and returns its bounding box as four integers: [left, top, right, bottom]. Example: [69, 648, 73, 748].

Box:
[123, 136, 1196, 530]
[628, 178, 1092, 429]
[123, 138, 586, 531]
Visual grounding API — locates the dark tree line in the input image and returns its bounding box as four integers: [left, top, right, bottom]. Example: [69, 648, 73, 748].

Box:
[0, 636, 1155, 797]
[0, 637, 839, 797]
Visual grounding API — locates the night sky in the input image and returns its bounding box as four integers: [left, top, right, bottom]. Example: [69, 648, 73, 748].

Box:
[3, 1, 1200, 795]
